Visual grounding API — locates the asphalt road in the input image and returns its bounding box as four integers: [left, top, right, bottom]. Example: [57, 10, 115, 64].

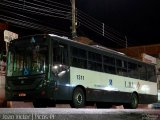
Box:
[1, 102, 160, 120]
[0, 108, 160, 120]
[11, 101, 151, 109]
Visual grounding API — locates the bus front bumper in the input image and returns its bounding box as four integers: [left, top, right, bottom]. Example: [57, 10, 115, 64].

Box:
[5, 86, 55, 101]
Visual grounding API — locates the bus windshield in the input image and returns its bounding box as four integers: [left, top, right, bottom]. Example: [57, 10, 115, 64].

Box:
[7, 36, 48, 76]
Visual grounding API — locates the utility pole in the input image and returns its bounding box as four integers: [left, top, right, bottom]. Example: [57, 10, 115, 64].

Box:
[71, 0, 77, 39]
[125, 36, 128, 48]
[102, 23, 104, 36]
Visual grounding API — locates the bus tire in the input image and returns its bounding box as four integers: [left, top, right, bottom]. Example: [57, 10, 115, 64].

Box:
[124, 93, 138, 109]
[70, 87, 85, 108]
[33, 99, 48, 108]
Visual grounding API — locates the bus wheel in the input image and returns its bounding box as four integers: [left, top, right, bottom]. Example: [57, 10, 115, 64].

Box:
[124, 93, 138, 109]
[96, 102, 112, 108]
[70, 87, 85, 108]
[33, 99, 48, 108]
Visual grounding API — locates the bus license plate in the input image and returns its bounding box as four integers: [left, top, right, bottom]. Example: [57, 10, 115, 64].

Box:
[19, 93, 26, 97]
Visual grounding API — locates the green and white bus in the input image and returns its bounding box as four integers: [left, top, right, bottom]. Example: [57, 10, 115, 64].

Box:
[5, 34, 157, 108]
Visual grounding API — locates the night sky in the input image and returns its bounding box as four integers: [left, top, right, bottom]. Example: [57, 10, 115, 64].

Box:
[77, 0, 160, 47]
[0, 0, 160, 49]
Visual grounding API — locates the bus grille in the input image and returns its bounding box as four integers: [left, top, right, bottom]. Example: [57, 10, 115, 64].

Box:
[6, 74, 45, 90]
[11, 79, 35, 85]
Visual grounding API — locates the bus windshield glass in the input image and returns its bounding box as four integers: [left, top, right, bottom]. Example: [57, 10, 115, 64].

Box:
[7, 36, 48, 76]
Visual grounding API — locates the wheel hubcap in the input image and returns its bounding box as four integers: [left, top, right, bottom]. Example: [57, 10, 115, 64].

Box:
[76, 93, 83, 104]
[132, 96, 137, 108]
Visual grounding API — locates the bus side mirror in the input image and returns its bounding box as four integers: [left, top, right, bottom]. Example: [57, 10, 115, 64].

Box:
[51, 64, 69, 77]
[52, 65, 59, 75]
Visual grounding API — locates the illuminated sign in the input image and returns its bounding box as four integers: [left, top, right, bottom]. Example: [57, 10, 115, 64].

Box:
[4, 30, 18, 43]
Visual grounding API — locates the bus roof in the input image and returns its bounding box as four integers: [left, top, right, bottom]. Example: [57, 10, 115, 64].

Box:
[48, 34, 156, 66]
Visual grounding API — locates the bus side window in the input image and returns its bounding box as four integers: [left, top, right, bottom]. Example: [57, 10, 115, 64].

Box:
[138, 64, 147, 80]
[116, 59, 123, 76]
[53, 43, 68, 65]
[147, 66, 156, 82]
[71, 46, 87, 69]
[103, 55, 116, 74]
[128, 62, 138, 79]
[88, 52, 102, 72]
[116, 59, 127, 76]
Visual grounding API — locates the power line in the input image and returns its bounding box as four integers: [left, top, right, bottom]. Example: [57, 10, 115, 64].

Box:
[43, 0, 71, 8]
[0, 9, 42, 24]
[0, 15, 69, 36]
[22, 0, 71, 14]
[32, 0, 71, 11]
[77, 9, 124, 38]
[0, 0, 136, 47]
[77, 17, 129, 47]
[77, 12, 135, 46]
[5, 0, 124, 40]
[0, 1, 70, 19]
[78, 20, 125, 47]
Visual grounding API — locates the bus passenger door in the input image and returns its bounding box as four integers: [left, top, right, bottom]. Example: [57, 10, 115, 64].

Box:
[52, 42, 70, 100]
